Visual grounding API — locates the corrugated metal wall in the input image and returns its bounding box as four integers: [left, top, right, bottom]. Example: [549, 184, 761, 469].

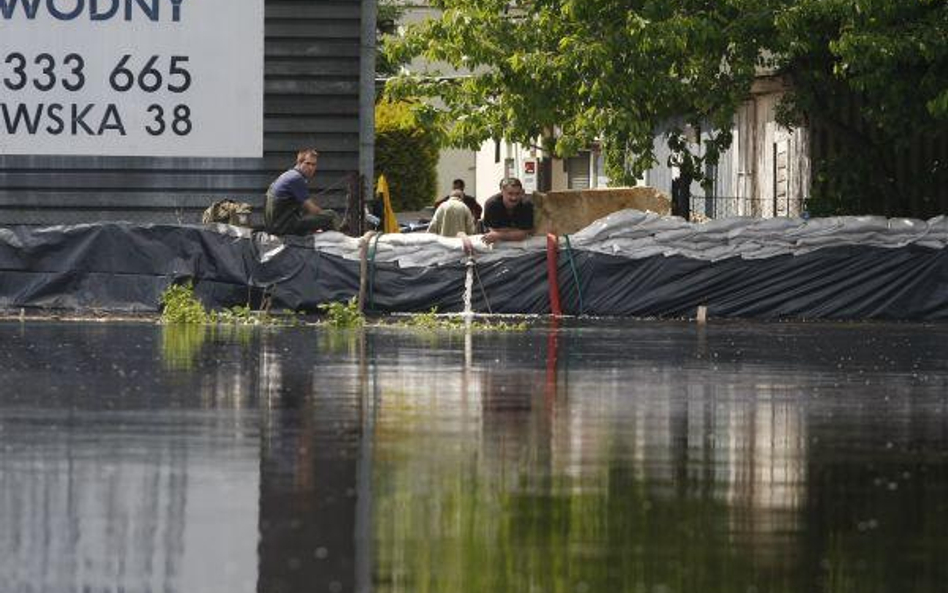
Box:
[0, 0, 365, 225]
[644, 119, 724, 200]
[643, 91, 810, 220]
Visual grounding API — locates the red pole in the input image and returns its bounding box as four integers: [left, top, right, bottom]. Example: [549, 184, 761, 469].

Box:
[546, 233, 562, 317]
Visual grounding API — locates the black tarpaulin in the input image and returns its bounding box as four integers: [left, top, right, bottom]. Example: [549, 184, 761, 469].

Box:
[555, 245, 948, 319]
[1, 223, 947, 320]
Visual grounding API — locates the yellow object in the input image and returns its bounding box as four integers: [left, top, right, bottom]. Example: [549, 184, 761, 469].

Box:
[377, 175, 400, 234]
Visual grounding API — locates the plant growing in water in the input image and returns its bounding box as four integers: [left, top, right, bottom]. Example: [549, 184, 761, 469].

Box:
[160, 282, 208, 324]
[160, 283, 305, 327]
[401, 307, 464, 330]
[397, 307, 528, 332]
[319, 297, 365, 328]
[209, 304, 274, 326]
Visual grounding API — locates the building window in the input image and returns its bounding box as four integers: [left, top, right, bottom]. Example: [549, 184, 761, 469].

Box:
[567, 152, 591, 190]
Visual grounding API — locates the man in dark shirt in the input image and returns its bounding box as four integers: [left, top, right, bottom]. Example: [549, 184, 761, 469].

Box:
[482, 177, 533, 244]
[264, 148, 341, 235]
[434, 178, 482, 221]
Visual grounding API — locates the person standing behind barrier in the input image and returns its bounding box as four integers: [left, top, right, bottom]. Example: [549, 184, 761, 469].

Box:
[264, 148, 341, 235]
[482, 177, 533, 244]
[434, 178, 482, 222]
[428, 189, 476, 237]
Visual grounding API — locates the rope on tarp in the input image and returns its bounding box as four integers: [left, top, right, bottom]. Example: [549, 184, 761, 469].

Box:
[563, 234, 585, 316]
[357, 231, 377, 313]
[546, 233, 562, 317]
[367, 232, 382, 311]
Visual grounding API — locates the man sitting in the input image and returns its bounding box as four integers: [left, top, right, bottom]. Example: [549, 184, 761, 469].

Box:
[264, 148, 341, 235]
[482, 177, 534, 244]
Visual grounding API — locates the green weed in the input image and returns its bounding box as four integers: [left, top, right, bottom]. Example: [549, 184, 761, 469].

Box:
[160, 283, 304, 327]
[160, 282, 208, 324]
[319, 297, 365, 328]
[397, 307, 528, 332]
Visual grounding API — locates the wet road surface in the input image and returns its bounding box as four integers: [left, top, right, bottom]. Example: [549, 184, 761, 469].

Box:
[1, 320, 946, 593]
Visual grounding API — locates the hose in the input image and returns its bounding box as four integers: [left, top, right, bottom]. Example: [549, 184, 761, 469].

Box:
[563, 234, 585, 316]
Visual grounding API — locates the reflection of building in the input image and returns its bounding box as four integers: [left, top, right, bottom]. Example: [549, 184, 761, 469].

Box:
[0, 414, 260, 593]
[0, 325, 260, 593]
[370, 326, 812, 591]
[559, 367, 807, 531]
[0, 325, 379, 593]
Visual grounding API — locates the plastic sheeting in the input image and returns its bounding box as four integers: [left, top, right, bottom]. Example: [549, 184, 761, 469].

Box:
[307, 210, 948, 267]
[1, 215, 947, 319]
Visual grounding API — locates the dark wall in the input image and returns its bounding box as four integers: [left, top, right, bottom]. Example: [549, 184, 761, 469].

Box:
[0, 0, 365, 225]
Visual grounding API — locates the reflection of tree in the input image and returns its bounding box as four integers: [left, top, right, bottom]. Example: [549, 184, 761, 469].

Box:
[371, 330, 818, 593]
[319, 327, 366, 357]
[160, 324, 207, 371]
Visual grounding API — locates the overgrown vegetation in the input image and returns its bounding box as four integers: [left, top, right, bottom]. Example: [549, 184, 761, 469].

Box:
[159, 284, 528, 332]
[375, 100, 440, 211]
[160, 283, 302, 327]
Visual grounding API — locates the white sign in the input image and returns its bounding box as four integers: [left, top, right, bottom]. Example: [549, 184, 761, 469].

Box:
[0, 0, 263, 157]
[522, 158, 537, 193]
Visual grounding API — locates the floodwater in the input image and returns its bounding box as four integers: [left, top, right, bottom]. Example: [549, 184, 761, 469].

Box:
[1, 320, 946, 593]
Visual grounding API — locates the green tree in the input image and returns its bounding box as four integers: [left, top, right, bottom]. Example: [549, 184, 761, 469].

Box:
[375, 100, 440, 211]
[376, 0, 408, 79]
[384, 0, 948, 215]
[775, 0, 948, 215]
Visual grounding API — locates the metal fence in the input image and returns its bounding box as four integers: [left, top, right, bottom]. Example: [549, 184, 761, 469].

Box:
[688, 194, 806, 220]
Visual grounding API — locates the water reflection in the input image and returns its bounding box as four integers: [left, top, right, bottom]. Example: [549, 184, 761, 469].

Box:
[256, 330, 364, 593]
[0, 321, 946, 593]
[0, 324, 259, 593]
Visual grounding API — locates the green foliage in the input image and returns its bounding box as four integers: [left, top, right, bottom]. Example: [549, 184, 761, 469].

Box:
[775, 0, 948, 216]
[160, 324, 206, 370]
[484, 319, 529, 332]
[385, 0, 763, 187]
[400, 307, 465, 330]
[376, 0, 408, 78]
[320, 297, 366, 328]
[209, 304, 257, 325]
[385, 0, 948, 215]
[160, 282, 208, 324]
[208, 304, 304, 327]
[397, 307, 528, 332]
[375, 100, 440, 211]
[161, 282, 304, 327]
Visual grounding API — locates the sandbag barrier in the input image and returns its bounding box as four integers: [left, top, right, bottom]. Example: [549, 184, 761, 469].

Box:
[2, 222, 948, 320]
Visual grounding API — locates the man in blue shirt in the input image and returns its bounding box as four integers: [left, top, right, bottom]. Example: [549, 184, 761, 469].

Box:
[264, 148, 341, 235]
